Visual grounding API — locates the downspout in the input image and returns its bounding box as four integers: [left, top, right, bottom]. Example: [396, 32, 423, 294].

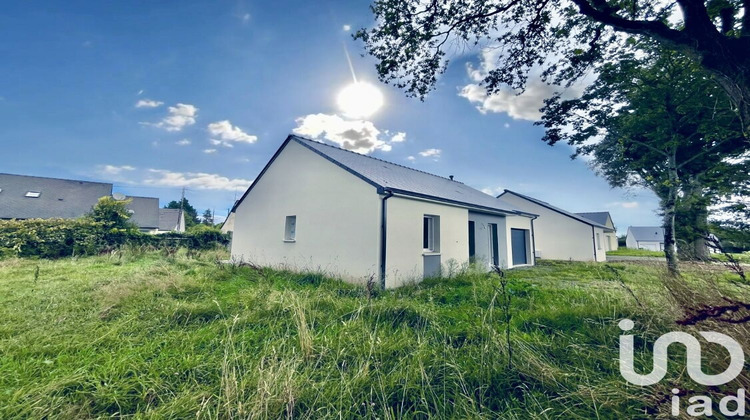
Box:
[379, 190, 394, 289]
[592, 226, 597, 261]
[530, 215, 538, 265]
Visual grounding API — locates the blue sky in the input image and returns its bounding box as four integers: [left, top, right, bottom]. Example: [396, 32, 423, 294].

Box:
[0, 1, 661, 232]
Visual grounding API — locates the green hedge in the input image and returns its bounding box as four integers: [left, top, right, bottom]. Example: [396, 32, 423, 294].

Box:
[0, 218, 230, 259]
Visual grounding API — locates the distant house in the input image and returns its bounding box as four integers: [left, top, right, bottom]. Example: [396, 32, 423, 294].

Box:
[231, 135, 537, 288]
[626, 227, 665, 251]
[0, 172, 176, 234]
[498, 190, 615, 262]
[220, 211, 235, 234]
[0, 173, 111, 220]
[124, 196, 160, 233]
[158, 209, 186, 233]
[575, 211, 619, 251]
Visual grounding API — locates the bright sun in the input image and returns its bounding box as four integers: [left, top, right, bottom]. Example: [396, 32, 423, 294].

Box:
[337, 81, 384, 119]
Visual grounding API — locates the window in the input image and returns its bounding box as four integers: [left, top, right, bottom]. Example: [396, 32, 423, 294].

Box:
[284, 216, 296, 241]
[423, 215, 440, 252]
[596, 233, 602, 250]
[25, 191, 41, 198]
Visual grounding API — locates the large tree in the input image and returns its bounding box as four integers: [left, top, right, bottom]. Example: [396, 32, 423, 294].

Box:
[540, 47, 748, 274]
[355, 0, 750, 130]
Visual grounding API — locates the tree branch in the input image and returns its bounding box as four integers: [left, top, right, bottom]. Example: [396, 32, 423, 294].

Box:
[571, 0, 692, 47]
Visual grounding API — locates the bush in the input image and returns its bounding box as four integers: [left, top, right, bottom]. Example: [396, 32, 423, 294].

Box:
[0, 218, 230, 259]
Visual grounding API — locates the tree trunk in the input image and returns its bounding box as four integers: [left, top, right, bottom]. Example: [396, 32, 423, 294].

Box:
[691, 205, 710, 260]
[663, 159, 680, 276]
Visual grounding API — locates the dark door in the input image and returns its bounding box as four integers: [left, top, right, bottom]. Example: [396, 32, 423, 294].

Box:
[489, 223, 499, 266]
[468, 221, 475, 260]
[511, 228, 527, 265]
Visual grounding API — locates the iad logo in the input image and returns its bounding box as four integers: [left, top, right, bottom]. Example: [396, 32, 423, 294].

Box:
[618, 319, 746, 417]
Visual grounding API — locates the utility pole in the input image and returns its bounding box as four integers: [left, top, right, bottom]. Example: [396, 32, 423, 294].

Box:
[179, 187, 185, 223]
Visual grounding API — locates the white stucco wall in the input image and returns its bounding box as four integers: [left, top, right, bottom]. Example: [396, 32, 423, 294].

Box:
[468, 212, 508, 269]
[231, 141, 381, 283]
[385, 196, 469, 288]
[501, 194, 600, 262]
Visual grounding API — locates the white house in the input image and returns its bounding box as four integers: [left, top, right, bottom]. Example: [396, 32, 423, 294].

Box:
[498, 190, 615, 262]
[575, 211, 619, 251]
[230, 135, 538, 288]
[626, 226, 665, 251]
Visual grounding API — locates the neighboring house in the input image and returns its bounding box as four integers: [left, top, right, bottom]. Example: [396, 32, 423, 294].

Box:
[626, 226, 665, 251]
[575, 211, 619, 251]
[124, 196, 160, 233]
[220, 211, 235, 234]
[158, 209, 186, 233]
[498, 190, 615, 262]
[231, 135, 538, 288]
[0, 173, 112, 220]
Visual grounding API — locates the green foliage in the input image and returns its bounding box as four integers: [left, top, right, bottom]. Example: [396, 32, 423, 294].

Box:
[356, 0, 750, 123]
[0, 254, 744, 418]
[0, 218, 229, 259]
[710, 223, 750, 253]
[87, 196, 135, 229]
[201, 209, 214, 225]
[165, 198, 199, 227]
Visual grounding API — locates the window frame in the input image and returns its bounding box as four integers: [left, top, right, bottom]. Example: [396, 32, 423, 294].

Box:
[423, 215, 440, 253]
[284, 215, 297, 242]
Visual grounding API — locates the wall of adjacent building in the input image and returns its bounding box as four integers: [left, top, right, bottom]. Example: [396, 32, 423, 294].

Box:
[501, 194, 599, 262]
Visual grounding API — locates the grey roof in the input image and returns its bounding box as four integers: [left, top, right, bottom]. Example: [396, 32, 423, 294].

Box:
[628, 226, 665, 242]
[159, 208, 182, 231]
[575, 212, 613, 227]
[279, 136, 533, 216]
[0, 173, 112, 219]
[124, 196, 159, 229]
[499, 190, 615, 231]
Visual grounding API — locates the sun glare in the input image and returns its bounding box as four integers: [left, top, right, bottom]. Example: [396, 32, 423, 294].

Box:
[337, 81, 384, 119]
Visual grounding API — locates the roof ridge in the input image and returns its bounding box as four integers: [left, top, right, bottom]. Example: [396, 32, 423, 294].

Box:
[290, 135, 461, 184]
[0, 172, 112, 186]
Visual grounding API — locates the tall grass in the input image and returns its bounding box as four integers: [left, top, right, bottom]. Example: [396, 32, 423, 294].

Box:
[0, 250, 747, 418]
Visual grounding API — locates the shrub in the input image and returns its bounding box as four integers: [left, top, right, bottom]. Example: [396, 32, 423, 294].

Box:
[0, 218, 230, 259]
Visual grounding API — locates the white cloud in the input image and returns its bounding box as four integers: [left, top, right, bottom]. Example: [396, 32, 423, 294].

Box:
[406, 156, 416, 161]
[99, 164, 136, 175]
[209, 139, 234, 148]
[342, 24, 351, 31]
[391, 132, 406, 143]
[135, 99, 163, 108]
[176, 139, 191, 146]
[203, 148, 217, 154]
[503, 123, 510, 128]
[459, 47, 586, 121]
[459, 81, 570, 121]
[143, 103, 198, 132]
[419, 148, 441, 158]
[481, 186, 504, 196]
[144, 169, 252, 191]
[241, 13, 251, 23]
[293, 113, 392, 154]
[207, 120, 258, 144]
[137, 89, 144, 96]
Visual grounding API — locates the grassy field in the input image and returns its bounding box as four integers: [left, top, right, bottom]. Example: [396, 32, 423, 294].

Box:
[606, 248, 666, 257]
[1, 250, 748, 419]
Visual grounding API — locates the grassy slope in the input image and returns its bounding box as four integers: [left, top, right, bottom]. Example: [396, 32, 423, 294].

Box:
[0, 251, 744, 419]
[606, 248, 665, 257]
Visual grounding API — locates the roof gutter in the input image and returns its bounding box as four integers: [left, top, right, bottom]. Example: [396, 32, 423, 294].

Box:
[530, 214, 538, 264]
[379, 190, 394, 289]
